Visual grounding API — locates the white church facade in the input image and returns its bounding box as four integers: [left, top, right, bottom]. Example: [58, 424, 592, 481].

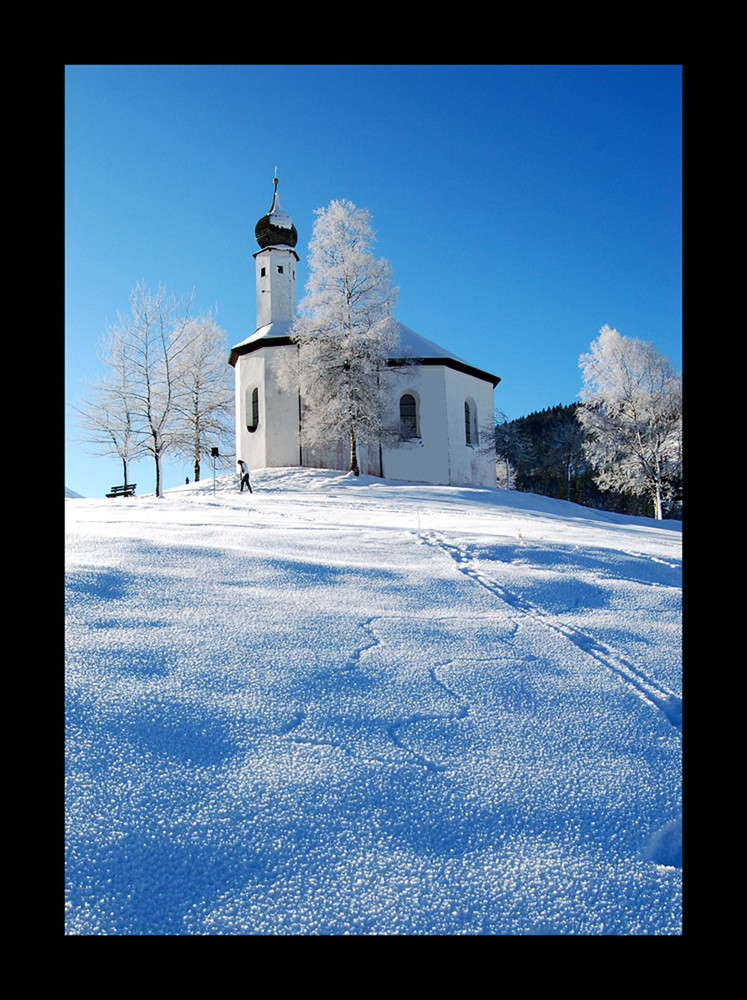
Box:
[229, 180, 500, 487]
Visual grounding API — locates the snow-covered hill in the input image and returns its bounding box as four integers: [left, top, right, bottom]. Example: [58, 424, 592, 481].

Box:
[64, 468, 682, 935]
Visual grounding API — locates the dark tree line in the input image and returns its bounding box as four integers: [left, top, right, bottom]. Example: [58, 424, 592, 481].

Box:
[495, 403, 681, 518]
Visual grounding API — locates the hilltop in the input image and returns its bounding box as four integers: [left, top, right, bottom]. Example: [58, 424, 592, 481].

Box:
[65, 468, 682, 935]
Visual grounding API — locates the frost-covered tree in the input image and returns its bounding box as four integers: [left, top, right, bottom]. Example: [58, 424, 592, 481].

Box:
[72, 360, 147, 488]
[284, 199, 399, 476]
[577, 325, 682, 519]
[73, 297, 161, 486]
[103, 282, 198, 497]
[171, 313, 233, 481]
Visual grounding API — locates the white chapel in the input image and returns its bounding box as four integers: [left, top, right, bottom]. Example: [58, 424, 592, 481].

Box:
[228, 179, 501, 487]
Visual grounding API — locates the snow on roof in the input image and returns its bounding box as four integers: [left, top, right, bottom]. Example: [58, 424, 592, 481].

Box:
[230, 319, 295, 353]
[229, 318, 499, 384]
[231, 319, 464, 361]
[393, 322, 467, 363]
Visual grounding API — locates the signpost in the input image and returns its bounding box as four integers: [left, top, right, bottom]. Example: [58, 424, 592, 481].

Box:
[211, 447, 220, 495]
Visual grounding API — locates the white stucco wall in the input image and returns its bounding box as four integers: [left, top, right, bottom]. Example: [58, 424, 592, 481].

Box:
[255, 247, 298, 329]
[235, 345, 300, 470]
[442, 367, 496, 487]
[235, 350, 496, 486]
[380, 366, 450, 484]
[378, 364, 495, 487]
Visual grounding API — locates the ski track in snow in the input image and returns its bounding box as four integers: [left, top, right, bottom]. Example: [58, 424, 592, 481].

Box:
[419, 529, 682, 733]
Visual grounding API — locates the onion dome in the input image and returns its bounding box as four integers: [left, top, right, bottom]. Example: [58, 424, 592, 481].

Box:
[254, 174, 298, 249]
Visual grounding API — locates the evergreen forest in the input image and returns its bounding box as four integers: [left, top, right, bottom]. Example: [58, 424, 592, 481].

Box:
[494, 404, 682, 519]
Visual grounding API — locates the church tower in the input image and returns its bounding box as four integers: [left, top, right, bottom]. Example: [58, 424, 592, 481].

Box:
[228, 175, 302, 471]
[254, 173, 299, 327]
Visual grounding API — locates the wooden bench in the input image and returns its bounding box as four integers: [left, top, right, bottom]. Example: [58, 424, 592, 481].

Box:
[106, 484, 137, 498]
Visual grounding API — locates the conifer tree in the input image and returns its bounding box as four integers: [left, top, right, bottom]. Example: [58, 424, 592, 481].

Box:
[494, 411, 525, 490]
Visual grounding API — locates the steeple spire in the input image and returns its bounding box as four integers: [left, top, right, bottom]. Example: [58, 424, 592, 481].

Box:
[255, 171, 297, 249]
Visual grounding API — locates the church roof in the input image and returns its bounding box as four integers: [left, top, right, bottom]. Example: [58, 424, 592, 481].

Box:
[391, 322, 500, 387]
[228, 319, 296, 365]
[229, 319, 499, 386]
[395, 323, 465, 364]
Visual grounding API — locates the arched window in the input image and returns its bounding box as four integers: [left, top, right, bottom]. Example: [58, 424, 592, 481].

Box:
[400, 393, 419, 439]
[465, 399, 478, 446]
[246, 386, 259, 432]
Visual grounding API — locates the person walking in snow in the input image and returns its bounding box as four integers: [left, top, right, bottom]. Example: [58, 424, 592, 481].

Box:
[237, 459, 253, 493]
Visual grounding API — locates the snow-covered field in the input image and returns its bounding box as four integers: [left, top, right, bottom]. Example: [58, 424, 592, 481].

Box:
[64, 468, 682, 935]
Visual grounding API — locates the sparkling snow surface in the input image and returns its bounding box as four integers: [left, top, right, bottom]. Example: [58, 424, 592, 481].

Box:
[65, 468, 682, 935]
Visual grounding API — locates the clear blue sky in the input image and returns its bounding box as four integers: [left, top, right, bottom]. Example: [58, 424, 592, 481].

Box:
[65, 64, 682, 498]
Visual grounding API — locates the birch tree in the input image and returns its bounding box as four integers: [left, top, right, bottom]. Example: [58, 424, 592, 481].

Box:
[72, 303, 151, 487]
[105, 282, 198, 497]
[72, 372, 146, 488]
[284, 199, 399, 476]
[577, 325, 682, 519]
[171, 313, 233, 481]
